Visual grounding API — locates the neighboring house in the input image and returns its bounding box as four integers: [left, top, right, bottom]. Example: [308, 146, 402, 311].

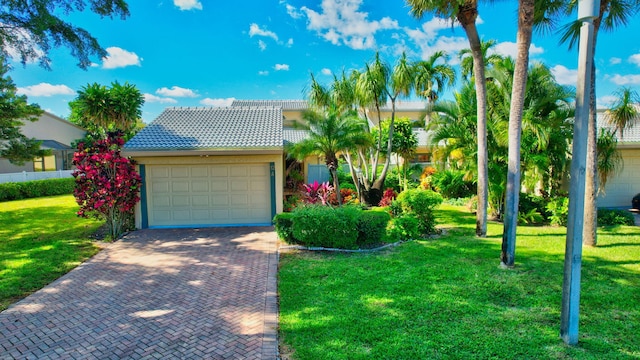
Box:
[123, 107, 284, 229]
[597, 110, 640, 208]
[0, 111, 86, 174]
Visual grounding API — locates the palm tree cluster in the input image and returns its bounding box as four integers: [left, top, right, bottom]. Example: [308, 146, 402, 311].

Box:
[288, 51, 456, 206]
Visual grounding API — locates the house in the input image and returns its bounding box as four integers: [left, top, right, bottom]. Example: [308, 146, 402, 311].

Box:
[0, 112, 86, 174]
[123, 106, 284, 229]
[597, 110, 640, 208]
[124, 100, 431, 229]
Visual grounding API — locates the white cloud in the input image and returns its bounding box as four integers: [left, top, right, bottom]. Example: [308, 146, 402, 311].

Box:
[200, 97, 236, 107]
[174, 0, 202, 11]
[321, 68, 332, 75]
[274, 64, 290, 71]
[286, 38, 294, 47]
[609, 57, 622, 65]
[608, 74, 640, 85]
[297, 0, 399, 50]
[144, 93, 178, 104]
[258, 40, 267, 51]
[286, 3, 303, 19]
[597, 95, 618, 108]
[102, 47, 141, 69]
[550, 65, 578, 86]
[156, 86, 198, 98]
[491, 41, 544, 59]
[258, 70, 270, 76]
[249, 23, 279, 41]
[405, 24, 468, 64]
[628, 54, 640, 66]
[16, 83, 74, 97]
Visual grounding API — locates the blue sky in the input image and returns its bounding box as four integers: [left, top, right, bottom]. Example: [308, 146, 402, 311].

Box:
[10, 0, 640, 123]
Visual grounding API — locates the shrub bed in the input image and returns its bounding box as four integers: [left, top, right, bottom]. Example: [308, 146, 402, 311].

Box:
[597, 208, 635, 226]
[273, 205, 391, 249]
[0, 178, 75, 202]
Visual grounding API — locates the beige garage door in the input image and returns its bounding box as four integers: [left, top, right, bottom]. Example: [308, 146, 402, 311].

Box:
[146, 163, 272, 227]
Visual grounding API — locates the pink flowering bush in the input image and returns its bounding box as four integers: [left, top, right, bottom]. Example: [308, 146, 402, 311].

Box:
[301, 181, 334, 205]
[73, 132, 141, 239]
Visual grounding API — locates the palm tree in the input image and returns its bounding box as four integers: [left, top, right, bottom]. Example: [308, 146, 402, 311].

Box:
[413, 50, 456, 102]
[406, 0, 489, 237]
[458, 39, 503, 82]
[70, 81, 144, 137]
[606, 87, 640, 138]
[596, 128, 623, 191]
[560, 0, 640, 247]
[287, 109, 372, 205]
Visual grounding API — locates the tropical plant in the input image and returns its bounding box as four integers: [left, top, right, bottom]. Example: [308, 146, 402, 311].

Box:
[395, 188, 443, 235]
[69, 81, 144, 137]
[301, 181, 334, 206]
[375, 117, 418, 190]
[406, 0, 489, 237]
[379, 188, 398, 207]
[596, 128, 623, 191]
[73, 132, 141, 239]
[606, 87, 640, 138]
[287, 109, 371, 205]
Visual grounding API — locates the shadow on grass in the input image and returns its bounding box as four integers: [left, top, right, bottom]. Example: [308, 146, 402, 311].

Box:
[279, 209, 640, 360]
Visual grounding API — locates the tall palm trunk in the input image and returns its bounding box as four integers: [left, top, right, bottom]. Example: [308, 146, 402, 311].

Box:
[458, 4, 488, 238]
[501, 0, 535, 268]
[583, 3, 605, 247]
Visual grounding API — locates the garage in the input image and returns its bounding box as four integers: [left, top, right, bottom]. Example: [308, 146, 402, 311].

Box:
[123, 106, 284, 229]
[146, 163, 273, 227]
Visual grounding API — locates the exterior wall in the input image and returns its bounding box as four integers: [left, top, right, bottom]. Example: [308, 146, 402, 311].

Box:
[598, 148, 640, 208]
[20, 112, 86, 145]
[0, 112, 86, 174]
[132, 154, 284, 229]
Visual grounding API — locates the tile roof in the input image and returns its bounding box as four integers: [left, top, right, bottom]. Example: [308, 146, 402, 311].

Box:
[597, 110, 640, 144]
[231, 100, 309, 110]
[231, 99, 430, 112]
[124, 107, 283, 151]
[283, 129, 309, 145]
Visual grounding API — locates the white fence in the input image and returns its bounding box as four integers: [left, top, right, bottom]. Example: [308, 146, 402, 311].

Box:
[0, 170, 74, 184]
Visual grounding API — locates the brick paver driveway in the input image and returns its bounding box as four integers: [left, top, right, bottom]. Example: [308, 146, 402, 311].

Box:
[0, 227, 278, 359]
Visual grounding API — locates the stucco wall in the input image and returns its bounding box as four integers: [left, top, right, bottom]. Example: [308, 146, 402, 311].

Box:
[598, 148, 640, 208]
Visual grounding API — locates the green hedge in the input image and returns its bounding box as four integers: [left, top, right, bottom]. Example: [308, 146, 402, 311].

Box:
[597, 208, 635, 226]
[273, 205, 391, 249]
[0, 178, 75, 202]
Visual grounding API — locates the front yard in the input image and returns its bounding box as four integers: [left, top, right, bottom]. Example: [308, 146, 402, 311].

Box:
[279, 205, 640, 359]
[0, 195, 104, 311]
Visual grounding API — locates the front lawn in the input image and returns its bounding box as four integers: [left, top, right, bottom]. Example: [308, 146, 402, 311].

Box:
[278, 205, 640, 359]
[0, 195, 104, 311]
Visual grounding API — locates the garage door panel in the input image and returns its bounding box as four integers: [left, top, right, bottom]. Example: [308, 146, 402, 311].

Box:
[192, 180, 209, 192]
[230, 166, 248, 177]
[171, 181, 189, 192]
[146, 163, 272, 227]
[191, 166, 208, 177]
[171, 167, 189, 177]
[211, 195, 228, 205]
[211, 180, 228, 191]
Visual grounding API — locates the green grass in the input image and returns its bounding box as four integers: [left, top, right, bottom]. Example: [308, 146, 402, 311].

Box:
[0, 195, 104, 311]
[278, 205, 640, 359]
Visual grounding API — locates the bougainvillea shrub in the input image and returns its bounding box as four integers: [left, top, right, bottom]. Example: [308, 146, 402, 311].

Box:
[73, 132, 141, 239]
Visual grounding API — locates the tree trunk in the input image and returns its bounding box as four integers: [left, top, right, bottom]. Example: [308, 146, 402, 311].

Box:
[583, 7, 604, 247]
[501, 0, 535, 268]
[459, 11, 488, 238]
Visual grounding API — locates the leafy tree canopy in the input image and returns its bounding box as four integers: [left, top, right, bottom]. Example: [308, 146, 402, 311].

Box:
[0, 0, 130, 69]
[0, 59, 45, 165]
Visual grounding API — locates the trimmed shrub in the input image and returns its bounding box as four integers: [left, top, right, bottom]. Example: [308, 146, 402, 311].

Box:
[387, 215, 420, 241]
[274, 212, 298, 244]
[597, 209, 635, 226]
[357, 210, 391, 246]
[291, 205, 361, 249]
[395, 189, 443, 235]
[0, 177, 76, 202]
